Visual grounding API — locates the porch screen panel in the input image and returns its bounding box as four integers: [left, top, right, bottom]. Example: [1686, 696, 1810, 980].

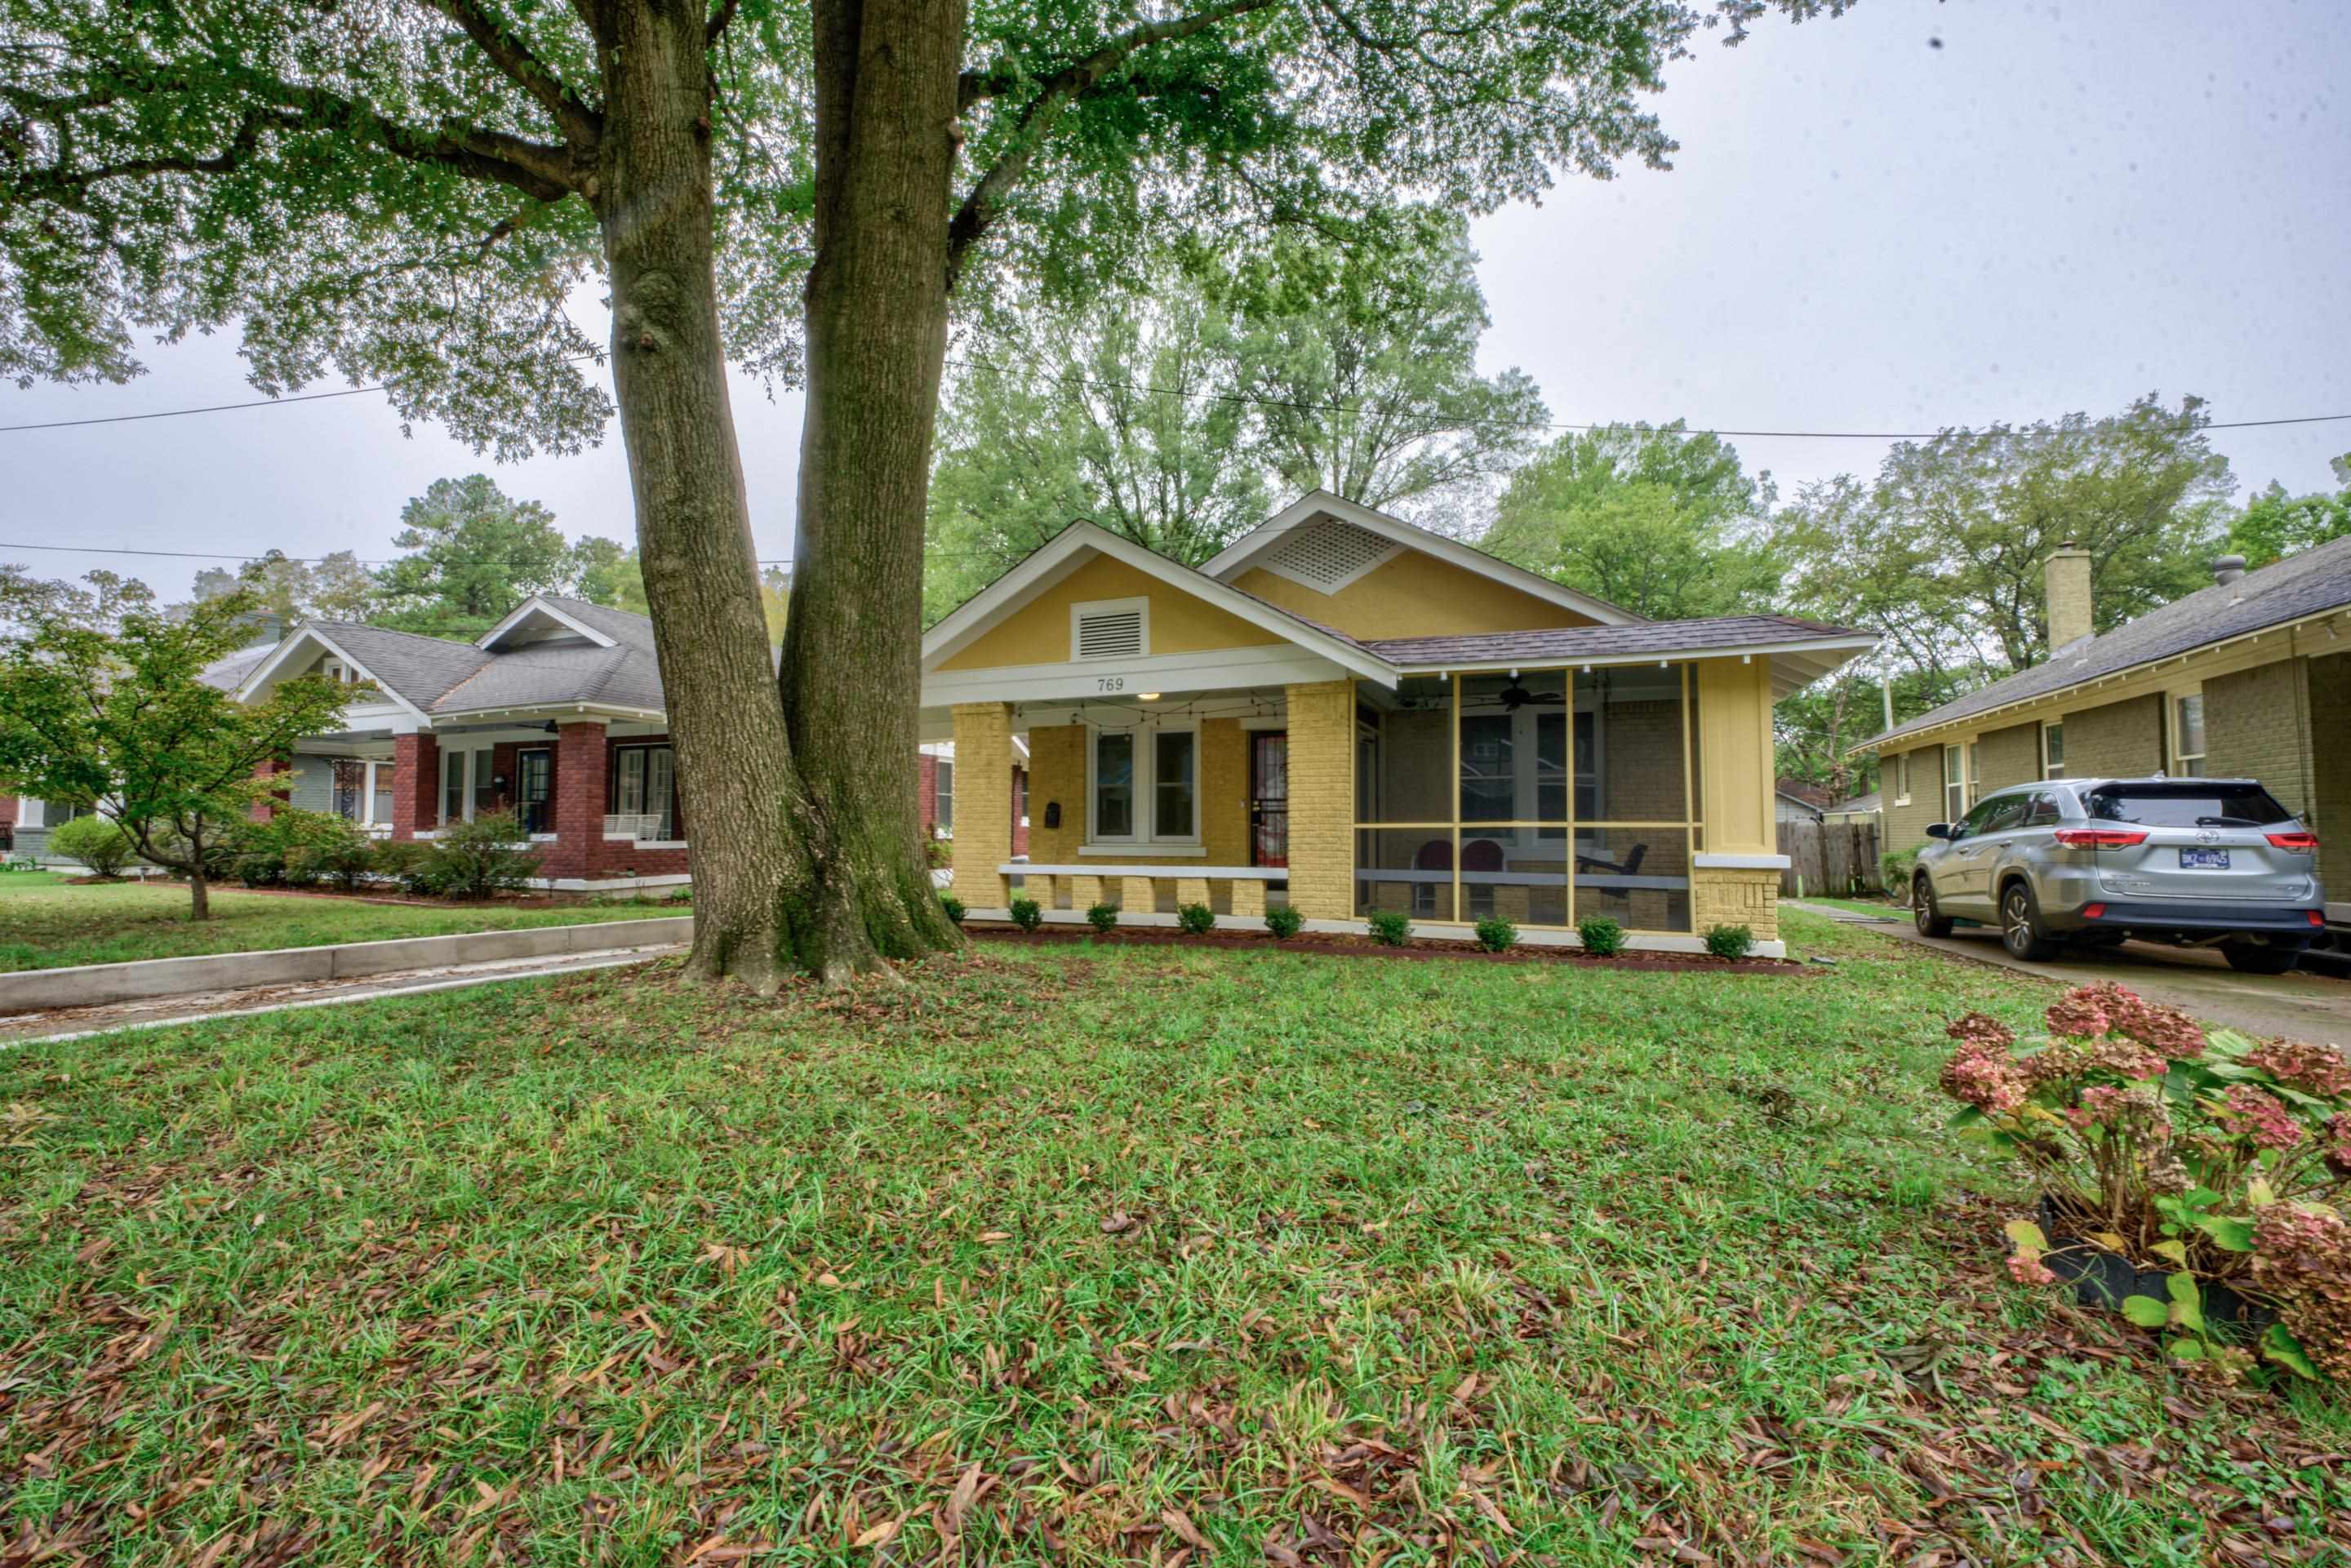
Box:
[1093, 731, 1135, 838]
[1353, 663, 1701, 935]
[1357, 828, 1455, 922]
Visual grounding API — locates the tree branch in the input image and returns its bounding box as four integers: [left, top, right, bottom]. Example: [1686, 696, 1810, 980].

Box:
[707, 0, 744, 47]
[946, 0, 1278, 281]
[420, 0, 603, 150]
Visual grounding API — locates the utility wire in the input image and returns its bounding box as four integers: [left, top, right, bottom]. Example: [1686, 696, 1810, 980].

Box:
[5, 351, 2345, 442]
[0, 540, 802, 568]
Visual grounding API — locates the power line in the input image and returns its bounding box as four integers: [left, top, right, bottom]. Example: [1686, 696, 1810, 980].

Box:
[0, 540, 802, 568]
[0, 354, 605, 434]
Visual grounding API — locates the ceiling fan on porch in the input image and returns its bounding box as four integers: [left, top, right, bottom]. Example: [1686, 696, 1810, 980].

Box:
[1464, 680, 1567, 713]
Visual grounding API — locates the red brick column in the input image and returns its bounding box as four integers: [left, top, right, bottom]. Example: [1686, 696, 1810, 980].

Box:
[392, 732, 440, 840]
[249, 757, 291, 823]
[545, 721, 609, 882]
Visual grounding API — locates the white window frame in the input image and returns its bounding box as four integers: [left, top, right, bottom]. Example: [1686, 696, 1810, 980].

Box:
[933, 757, 954, 836]
[1894, 750, 1912, 807]
[1943, 743, 1967, 824]
[2040, 720, 2066, 780]
[1082, 715, 1201, 851]
[439, 744, 500, 826]
[2170, 689, 2207, 775]
[1069, 596, 1150, 662]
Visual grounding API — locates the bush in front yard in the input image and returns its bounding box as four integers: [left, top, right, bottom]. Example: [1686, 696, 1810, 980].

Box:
[938, 893, 967, 926]
[1264, 904, 1304, 939]
[1008, 897, 1042, 931]
[292, 816, 379, 893]
[1085, 902, 1119, 933]
[229, 807, 343, 888]
[370, 841, 449, 897]
[49, 814, 135, 878]
[1176, 902, 1215, 935]
[426, 812, 541, 899]
[1367, 909, 1411, 945]
[1703, 923, 1754, 960]
[1473, 916, 1517, 953]
[1576, 913, 1625, 957]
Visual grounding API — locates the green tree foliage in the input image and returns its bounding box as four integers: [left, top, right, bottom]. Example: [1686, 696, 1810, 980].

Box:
[0, 576, 349, 918]
[2227, 455, 2351, 569]
[1780, 396, 2234, 695]
[925, 214, 1544, 617]
[189, 550, 379, 624]
[371, 475, 625, 639]
[1480, 422, 1780, 620]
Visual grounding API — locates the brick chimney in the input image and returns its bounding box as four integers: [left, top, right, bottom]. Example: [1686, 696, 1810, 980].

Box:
[2045, 541, 2094, 652]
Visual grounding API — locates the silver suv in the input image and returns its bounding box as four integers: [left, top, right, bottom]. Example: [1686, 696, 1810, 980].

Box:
[1913, 776, 2323, 973]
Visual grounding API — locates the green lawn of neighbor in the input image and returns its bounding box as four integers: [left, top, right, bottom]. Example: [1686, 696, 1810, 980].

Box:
[0, 870, 685, 972]
[1, 910, 2343, 1565]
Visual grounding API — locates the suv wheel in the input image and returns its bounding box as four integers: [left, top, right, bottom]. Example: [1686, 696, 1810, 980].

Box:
[2222, 942, 2300, 976]
[1913, 873, 1953, 938]
[1999, 882, 2062, 962]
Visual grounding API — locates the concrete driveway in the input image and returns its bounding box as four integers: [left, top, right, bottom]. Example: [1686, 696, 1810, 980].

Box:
[1788, 901, 2351, 1044]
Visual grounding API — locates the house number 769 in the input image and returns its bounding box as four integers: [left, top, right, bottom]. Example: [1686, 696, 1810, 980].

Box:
[1096, 677, 1125, 692]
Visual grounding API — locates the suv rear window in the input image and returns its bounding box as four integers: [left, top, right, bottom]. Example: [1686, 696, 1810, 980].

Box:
[2082, 783, 2291, 828]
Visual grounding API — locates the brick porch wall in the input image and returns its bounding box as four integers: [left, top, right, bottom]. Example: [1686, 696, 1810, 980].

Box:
[391, 733, 440, 840]
[539, 722, 607, 881]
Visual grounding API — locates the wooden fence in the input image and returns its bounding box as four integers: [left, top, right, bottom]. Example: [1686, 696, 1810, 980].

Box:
[1775, 818, 1882, 897]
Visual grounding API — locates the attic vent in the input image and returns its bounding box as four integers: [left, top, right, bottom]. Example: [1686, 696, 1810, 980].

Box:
[1260, 519, 1398, 593]
[1073, 601, 1146, 660]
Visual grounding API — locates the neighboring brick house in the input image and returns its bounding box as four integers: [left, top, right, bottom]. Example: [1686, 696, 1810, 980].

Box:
[920, 491, 1878, 955]
[1859, 535, 2351, 942]
[918, 740, 1029, 858]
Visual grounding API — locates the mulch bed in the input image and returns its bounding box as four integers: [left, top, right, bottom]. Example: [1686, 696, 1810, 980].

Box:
[88, 879, 593, 912]
[966, 921, 1811, 974]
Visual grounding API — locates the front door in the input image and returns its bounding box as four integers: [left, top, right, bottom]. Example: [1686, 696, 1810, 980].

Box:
[1251, 731, 1288, 867]
[517, 748, 553, 835]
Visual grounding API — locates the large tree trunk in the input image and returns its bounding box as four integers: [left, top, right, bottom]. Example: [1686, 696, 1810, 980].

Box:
[780, 0, 967, 963]
[597, 0, 832, 988]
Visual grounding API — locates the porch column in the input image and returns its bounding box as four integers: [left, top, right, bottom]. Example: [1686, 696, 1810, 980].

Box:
[1692, 656, 1782, 943]
[1283, 680, 1355, 920]
[391, 732, 439, 841]
[950, 703, 1016, 909]
[1229, 878, 1265, 918]
[549, 721, 610, 882]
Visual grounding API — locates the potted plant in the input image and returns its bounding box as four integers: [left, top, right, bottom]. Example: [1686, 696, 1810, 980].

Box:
[1942, 981, 2351, 1383]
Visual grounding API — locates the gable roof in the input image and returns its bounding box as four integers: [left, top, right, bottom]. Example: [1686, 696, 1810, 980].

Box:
[921, 519, 1400, 683]
[237, 596, 669, 721]
[1198, 491, 1642, 626]
[1364, 615, 1874, 697]
[1864, 533, 2351, 751]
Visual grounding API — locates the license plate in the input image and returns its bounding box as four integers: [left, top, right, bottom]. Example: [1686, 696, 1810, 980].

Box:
[2179, 848, 2230, 870]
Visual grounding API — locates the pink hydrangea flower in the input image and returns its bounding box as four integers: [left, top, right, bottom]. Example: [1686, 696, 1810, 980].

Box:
[2326, 1111, 2351, 1176]
[1946, 1012, 2016, 1051]
[2007, 1251, 2057, 1286]
[2045, 984, 2118, 1039]
[2247, 1039, 2351, 1098]
[2214, 1084, 2304, 1150]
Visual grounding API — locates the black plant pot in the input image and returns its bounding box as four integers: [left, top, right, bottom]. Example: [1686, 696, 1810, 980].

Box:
[2032, 1197, 2277, 1330]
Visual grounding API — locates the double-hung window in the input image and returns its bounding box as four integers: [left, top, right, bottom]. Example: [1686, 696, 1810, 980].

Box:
[1943, 744, 1967, 824]
[2042, 721, 2066, 780]
[2171, 692, 2207, 775]
[934, 758, 954, 834]
[1088, 722, 1197, 848]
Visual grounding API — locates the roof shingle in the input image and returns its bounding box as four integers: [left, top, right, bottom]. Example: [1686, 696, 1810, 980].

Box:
[1366, 614, 1866, 667]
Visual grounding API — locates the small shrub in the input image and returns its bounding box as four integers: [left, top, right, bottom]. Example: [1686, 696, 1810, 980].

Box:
[293, 816, 378, 893]
[50, 814, 136, 878]
[228, 807, 343, 888]
[1264, 904, 1305, 940]
[1576, 913, 1625, 957]
[1703, 923, 1755, 961]
[939, 892, 967, 926]
[1176, 902, 1215, 935]
[1367, 909, 1411, 946]
[667, 884, 694, 904]
[926, 837, 953, 870]
[1085, 902, 1120, 933]
[427, 812, 541, 899]
[1882, 846, 1921, 903]
[1008, 896, 1042, 931]
[371, 841, 449, 897]
[1473, 915, 1518, 953]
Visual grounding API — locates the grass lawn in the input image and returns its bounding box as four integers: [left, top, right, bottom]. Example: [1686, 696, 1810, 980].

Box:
[2, 910, 2344, 1564]
[0, 871, 686, 972]
[1793, 895, 1909, 920]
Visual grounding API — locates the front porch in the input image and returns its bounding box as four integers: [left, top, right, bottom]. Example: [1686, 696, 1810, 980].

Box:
[284, 716, 690, 891]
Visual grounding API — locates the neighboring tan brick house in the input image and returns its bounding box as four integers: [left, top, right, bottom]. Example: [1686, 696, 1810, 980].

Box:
[1861, 535, 2351, 939]
[919, 740, 1029, 858]
[920, 492, 1878, 955]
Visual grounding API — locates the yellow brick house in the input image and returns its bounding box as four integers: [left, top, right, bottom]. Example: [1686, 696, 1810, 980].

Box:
[921, 494, 1875, 956]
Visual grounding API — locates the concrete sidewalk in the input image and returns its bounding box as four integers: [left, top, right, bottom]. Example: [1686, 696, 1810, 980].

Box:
[0, 938, 684, 1046]
[1786, 901, 2351, 1044]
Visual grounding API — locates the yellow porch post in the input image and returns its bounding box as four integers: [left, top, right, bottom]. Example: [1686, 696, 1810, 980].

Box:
[1692, 657, 1780, 941]
[950, 702, 1016, 910]
[1284, 679, 1355, 921]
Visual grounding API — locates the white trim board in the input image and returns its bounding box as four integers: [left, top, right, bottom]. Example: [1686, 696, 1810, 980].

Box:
[478, 596, 618, 651]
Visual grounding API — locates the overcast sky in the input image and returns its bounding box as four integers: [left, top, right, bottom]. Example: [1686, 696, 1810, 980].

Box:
[3, 0, 2345, 604]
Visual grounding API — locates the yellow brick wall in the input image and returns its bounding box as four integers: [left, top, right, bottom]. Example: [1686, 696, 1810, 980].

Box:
[2310, 653, 2351, 904]
[2064, 693, 2163, 778]
[1285, 679, 1355, 918]
[949, 703, 1014, 907]
[1022, 717, 1251, 868]
[1024, 725, 1087, 864]
[1691, 868, 1779, 942]
[2206, 658, 2313, 815]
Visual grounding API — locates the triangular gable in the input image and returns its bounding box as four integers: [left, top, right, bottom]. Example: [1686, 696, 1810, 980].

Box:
[921, 521, 1395, 683]
[233, 625, 433, 724]
[1200, 491, 1640, 629]
[478, 596, 619, 651]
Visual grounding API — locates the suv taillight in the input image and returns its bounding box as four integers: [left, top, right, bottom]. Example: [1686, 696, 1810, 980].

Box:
[2052, 828, 2149, 848]
[2266, 831, 2319, 852]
